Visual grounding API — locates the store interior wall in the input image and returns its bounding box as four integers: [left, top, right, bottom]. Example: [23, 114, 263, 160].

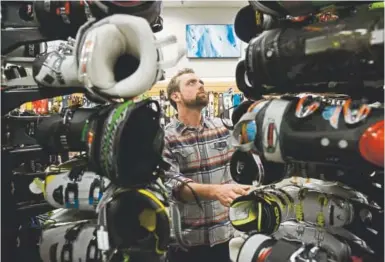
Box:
[43, 4, 245, 82]
[155, 6, 246, 82]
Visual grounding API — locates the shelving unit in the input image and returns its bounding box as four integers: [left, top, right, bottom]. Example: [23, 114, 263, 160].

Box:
[146, 80, 240, 96]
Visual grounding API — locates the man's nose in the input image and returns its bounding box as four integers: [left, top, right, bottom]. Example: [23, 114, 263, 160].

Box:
[198, 82, 204, 90]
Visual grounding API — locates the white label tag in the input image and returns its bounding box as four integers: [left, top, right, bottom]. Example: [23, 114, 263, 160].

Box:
[97, 229, 110, 251]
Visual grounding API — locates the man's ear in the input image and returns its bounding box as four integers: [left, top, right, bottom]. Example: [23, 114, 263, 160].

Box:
[172, 92, 180, 103]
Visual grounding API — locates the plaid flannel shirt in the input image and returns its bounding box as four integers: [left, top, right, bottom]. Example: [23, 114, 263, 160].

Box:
[163, 116, 235, 247]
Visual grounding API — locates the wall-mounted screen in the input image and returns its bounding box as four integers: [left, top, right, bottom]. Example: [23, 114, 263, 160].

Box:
[186, 24, 241, 58]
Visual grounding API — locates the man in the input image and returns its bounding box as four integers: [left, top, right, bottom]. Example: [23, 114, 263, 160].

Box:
[163, 68, 250, 262]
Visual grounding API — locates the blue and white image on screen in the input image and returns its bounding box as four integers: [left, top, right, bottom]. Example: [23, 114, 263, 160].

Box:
[186, 24, 241, 58]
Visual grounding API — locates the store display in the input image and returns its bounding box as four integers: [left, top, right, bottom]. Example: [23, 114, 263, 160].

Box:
[235, 3, 384, 100]
[234, 5, 318, 43]
[1, 2, 175, 260]
[272, 221, 375, 259]
[30, 167, 110, 211]
[229, 177, 377, 234]
[32, 14, 184, 100]
[86, 0, 164, 32]
[214, 92, 219, 117]
[229, 2, 384, 262]
[229, 177, 383, 261]
[230, 233, 371, 262]
[230, 97, 384, 206]
[35, 99, 167, 187]
[208, 92, 214, 118]
[248, 1, 371, 17]
[39, 220, 101, 262]
[231, 97, 383, 170]
[96, 181, 170, 257]
[33, 1, 89, 39]
[223, 90, 233, 119]
[1, 1, 165, 55]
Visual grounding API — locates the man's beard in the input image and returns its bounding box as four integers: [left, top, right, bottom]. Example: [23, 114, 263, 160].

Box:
[182, 93, 209, 109]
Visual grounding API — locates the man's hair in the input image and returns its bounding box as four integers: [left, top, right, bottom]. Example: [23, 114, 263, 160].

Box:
[167, 68, 195, 109]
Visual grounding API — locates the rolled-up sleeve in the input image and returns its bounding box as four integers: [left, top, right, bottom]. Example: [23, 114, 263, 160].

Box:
[163, 143, 193, 202]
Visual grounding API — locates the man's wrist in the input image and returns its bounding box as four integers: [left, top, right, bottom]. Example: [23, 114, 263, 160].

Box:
[207, 184, 219, 200]
[173, 178, 194, 202]
[180, 182, 220, 201]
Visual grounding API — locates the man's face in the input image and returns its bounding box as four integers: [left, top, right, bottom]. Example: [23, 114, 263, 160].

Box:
[176, 73, 208, 109]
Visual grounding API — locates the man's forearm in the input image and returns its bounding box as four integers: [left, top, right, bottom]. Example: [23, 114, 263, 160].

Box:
[179, 182, 219, 202]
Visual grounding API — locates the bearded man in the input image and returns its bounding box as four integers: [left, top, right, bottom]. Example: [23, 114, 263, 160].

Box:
[163, 68, 250, 262]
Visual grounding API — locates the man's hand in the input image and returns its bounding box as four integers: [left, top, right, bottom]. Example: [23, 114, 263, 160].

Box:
[178, 182, 251, 205]
[214, 184, 251, 207]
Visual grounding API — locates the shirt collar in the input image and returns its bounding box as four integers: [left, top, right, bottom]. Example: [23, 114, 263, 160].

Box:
[172, 115, 209, 134]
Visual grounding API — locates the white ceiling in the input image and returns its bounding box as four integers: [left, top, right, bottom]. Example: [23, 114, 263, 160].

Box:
[162, 0, 248, 8]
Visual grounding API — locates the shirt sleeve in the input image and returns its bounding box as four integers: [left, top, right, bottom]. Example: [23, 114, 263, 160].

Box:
[162, 143, 193, 202]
